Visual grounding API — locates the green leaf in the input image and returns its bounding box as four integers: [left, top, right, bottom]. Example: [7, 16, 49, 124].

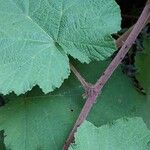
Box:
[69, 117, 150, 150]
[0, 130, 6, 150]
[135, 38, 150, 95]
[0, 95, 82, 150]
[0, 60, 150, 149]
[77, 61, 150, 128]
[0, 0, 121, 95]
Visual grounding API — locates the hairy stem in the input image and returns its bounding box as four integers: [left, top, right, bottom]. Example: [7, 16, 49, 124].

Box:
[64, 1, 150, 149]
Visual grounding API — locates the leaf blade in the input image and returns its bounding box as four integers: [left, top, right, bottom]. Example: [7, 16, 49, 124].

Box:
[0, 0, 121, 94]
[69, 117, 150, 150]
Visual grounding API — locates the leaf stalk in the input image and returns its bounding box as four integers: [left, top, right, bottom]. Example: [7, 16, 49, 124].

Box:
[64, 1, 150, 149]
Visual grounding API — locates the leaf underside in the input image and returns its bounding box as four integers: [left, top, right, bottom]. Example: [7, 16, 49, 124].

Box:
[69, 117, 150, 150]
[0, 0, 121, 95]
[0, 60, 149, 150]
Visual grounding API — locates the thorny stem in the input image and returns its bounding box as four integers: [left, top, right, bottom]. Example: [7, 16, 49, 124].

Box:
[64, 1, 150, 149]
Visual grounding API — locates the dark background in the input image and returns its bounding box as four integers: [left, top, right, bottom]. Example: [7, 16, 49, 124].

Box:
[116, 0, 147, 27]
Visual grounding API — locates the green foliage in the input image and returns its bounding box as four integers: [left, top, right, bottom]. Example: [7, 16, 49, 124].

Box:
[135, 38, 150, 95]
[0, 61, 149, 149]
[69, 117, 150, 150]
[0, 0, 149, 149]
[0, 130, 5, 150]
[0, 95, 80, 150]
[0, 0, 121, 95]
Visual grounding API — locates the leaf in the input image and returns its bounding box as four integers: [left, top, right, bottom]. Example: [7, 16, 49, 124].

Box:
[75, 61, 150, 128]
[0, 95, 82, 150]
[0, 130, 6, 150]
[0, 0, 121, 95]
[0, 60, 150, 149]
[135, 37, 150, 95]
[69, 117, 150, 150]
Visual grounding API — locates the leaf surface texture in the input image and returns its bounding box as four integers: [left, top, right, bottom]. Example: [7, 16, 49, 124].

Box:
[0, 0, 121, 94]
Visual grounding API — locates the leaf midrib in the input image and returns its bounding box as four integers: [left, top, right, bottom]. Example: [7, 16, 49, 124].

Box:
[10, 0, 81, 45]
[10, 0, 54, 42]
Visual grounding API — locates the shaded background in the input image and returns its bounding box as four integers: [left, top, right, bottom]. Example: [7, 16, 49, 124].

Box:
[116, 0, 147, 28]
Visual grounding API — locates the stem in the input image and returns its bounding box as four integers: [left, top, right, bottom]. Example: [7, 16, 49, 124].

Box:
[116, 16, 150, 48]
[70, 17, 150, 86]
[95, 0, 150, 89]
[64, 1, 150, 149]
[70, 63, 89, 90]
[64, 94, 98, 150]
[70, 17, 150, 85]
[116, 26, 133, 48]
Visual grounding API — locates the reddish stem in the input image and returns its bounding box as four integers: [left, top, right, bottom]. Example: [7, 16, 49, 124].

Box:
[70, 63, 89, 90]
[69, 17, 150, 88]
[116, 16, 150, 48]
[63, 94, 98, 150]
[95, 0, 150, 90]
[64, 1, 150, 149]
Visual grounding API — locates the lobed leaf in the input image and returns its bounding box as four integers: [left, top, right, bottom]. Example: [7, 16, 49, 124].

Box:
[0, 0, 121, 95]
[0, 60, 149, 149]
[69, 117, 150, 150]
